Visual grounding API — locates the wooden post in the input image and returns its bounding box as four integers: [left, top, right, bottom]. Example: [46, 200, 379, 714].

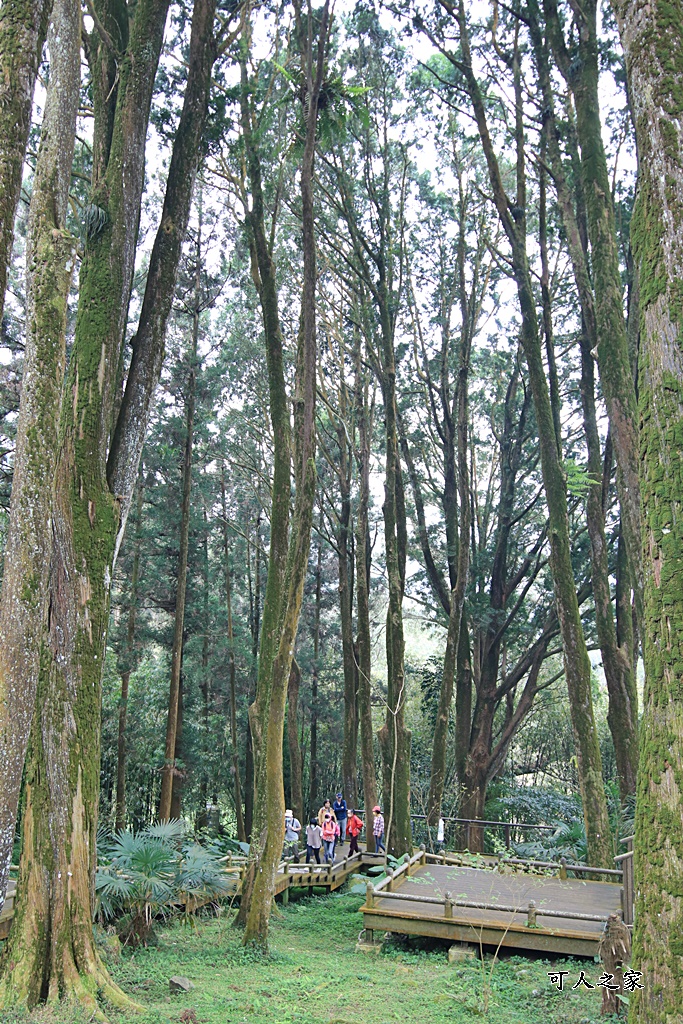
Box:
[282, 884, 289, 906]
[527, 901, 537, 927]
[420, 843, 426, 866]
[366, 882, 374, 909]
[444, 891, 453, 919]
[386, 869, 394, 892]
[560, 857, 568, 881]
[465, 822, 470, 850]
[504, 824, 511, 849]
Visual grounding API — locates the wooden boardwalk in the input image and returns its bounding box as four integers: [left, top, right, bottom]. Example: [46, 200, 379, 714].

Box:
[2, 844, 625, 959]
[361, 852, 623, 957]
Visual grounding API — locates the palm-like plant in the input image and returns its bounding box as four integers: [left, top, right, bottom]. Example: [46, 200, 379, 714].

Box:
[96, 821, 232, 945]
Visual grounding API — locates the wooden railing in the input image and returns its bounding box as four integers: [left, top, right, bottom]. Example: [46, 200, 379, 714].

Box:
[614, 835, 634, 925]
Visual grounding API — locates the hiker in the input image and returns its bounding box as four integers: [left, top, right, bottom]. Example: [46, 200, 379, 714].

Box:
[333, 792, 348, 845]
[372, 805, 385, 853]
[321, 812, 336, 863]
[317, 798, 336, 827]
[305, 817, 322, 864]
[346, 808, 363, 855]
[436, 816, 445, 852]
[283, 808, 301, 861]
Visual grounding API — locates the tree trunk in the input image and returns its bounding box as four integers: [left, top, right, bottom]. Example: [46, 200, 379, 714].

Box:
[427, 225, 471, 826]
[287, 659, 304, 824]
[0, 0, 79, 916]
[0, 0, 218, 1005]
[339, 422, 358, 808]
[355, 343, 377, 848]
[115, 480, 143, 832]
[222, 466, 246, 842]
[159, 203, 201, 821]
[454, 0, 612, 868]
[545, 0, 643, 630]
[308, 528, 322, 815]
[241, 4, 329, 947]
[610, 3, 683, 1018]
[376, 291, 412, 858]
[170, 675, 184, 821]
[0, 0, 53, 324]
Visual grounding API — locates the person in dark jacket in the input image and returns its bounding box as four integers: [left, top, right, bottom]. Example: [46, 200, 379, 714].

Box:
[333, 792, 347, 846]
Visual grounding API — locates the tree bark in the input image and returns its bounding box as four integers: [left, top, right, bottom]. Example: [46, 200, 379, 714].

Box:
[355, 345, 377, 848]
[0, 0, 79, 917]
[115, 479, 143, 832]
[287, 659, 304, 825]
[338, 418, 358, 809]
[159, 198, 202, 821]
[610, 3, 683, 1018]
[0, 0, 53, 324]
[308, 527, 322, 815]
[222, 466, 246, 843]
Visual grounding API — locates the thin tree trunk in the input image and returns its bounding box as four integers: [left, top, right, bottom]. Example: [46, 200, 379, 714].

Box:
[0, 0, 53, 323]
[241, 4, 329, 947]
[308, 527, 322, 815]
[0, 0, 79, 916]
[339, 422, 358, 808]
[196, 511, 210, 831]
[355, 346, 377, 849]
[610, 4, 683, 1018]
[159, 198, 202, 821]
[170, 675, 184, 820]
[115, 480, 143, 833]
[222, 466, 246, 842]
[287, 659, 304, 825]
[376, 290, 412, 858]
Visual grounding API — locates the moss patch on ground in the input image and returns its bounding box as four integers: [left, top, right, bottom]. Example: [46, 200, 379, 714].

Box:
[6, 889, 621, 1024]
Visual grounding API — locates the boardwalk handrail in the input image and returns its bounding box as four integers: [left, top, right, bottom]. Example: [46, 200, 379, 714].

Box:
[373, 849, 424, 894]
[424, 850, 622, 880]
[367, 887, 613, 925]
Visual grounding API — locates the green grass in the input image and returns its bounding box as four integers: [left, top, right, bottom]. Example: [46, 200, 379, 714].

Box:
[7, 889, 621, 1024]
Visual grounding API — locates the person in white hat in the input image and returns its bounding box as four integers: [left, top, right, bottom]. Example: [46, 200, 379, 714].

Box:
[283, 808, 301, 861]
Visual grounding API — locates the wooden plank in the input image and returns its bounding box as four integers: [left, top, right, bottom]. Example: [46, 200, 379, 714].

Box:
[360, 908, 599, 957]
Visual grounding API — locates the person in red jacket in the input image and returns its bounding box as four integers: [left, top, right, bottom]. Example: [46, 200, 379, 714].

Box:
[346, 809, 363, 855]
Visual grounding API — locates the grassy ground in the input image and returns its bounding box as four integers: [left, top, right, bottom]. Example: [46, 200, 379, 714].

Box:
[3, 888, 622, 1024]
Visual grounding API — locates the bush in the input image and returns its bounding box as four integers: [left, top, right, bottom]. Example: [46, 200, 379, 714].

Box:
[96, 820, 234, 946]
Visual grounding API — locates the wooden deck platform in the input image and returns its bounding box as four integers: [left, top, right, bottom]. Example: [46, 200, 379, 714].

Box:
[0, 880, 15, 940]
[361, 853, 623, 957]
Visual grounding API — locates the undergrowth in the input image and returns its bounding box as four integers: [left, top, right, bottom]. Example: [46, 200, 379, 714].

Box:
[6, 888, 620, 1024]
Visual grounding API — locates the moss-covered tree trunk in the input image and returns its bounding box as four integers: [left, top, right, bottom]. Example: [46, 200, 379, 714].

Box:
[355, 343, 377, 848]
[0, 0, 53, 323]
[286, 659, 304, 825]
[0, 0, 218, 1006]
[544, 0, 643, 629]
[528, 0, 639, 799]
[611, 3, 683, 1019]
[453, 0, 613, 868]
[0, 0, 79, 918]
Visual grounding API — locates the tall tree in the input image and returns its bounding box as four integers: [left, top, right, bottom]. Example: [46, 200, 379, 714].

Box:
[610, 2, 683, 1018]
[240, 1, 330, 947]
[0, 0, 221, 1005]
[0, 0, 80, 916]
